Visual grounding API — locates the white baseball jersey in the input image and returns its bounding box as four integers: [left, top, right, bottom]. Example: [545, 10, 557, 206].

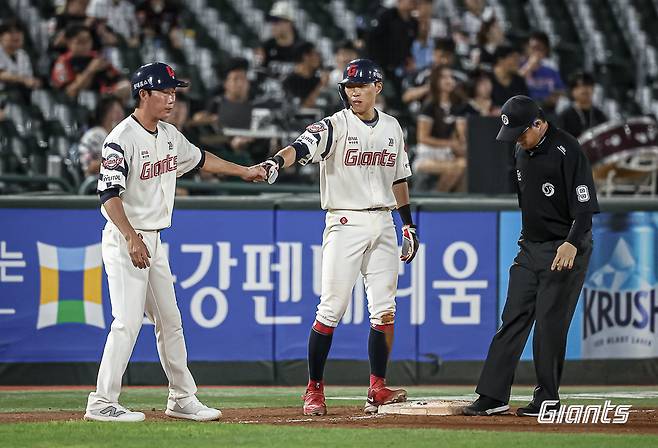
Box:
[97, 115, 203, 230]
[0, 47, 33, 90]
[292, 108, 412, 210]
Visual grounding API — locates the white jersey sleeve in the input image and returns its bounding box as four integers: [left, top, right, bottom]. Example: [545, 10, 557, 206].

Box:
[291, 115, 344, 165]
[174, 127, 204, 177]
[393, 124, 412, 182]
[97, 138, 133, 194]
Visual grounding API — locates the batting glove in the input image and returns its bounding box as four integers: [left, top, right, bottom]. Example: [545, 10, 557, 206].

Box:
[400, 225, 419, 264]
[262, 156, 282, 185]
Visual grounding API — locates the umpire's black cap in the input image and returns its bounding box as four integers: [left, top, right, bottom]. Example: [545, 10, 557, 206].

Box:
[130, 62, 188, 98]
[496, 95, 542, 142]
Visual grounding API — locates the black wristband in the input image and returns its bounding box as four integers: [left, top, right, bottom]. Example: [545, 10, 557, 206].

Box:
[397, 204, 413, 226]
[269, 155, 285, 169]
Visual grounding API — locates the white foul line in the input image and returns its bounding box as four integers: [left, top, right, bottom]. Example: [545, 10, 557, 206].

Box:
[0, 309, 16, 315]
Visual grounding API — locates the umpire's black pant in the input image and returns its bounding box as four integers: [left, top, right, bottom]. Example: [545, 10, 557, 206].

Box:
[476, 234, 592, 404]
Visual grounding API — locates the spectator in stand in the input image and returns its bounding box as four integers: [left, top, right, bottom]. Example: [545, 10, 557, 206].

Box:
[490, 45, 529, 108]
[282, 42, 328, 108]
[328, 40, 359, 86]
[519, 31, 565, 112]
[411, 0, 435, 71]
[403, 37, 465, 108]
[256, 1, 303, 77]
[458, 69, 496, 117]
[77, 95, 125, 178]
[415, 65, 467, 192]
[415, 0, 449, 40]
[471, 15, 505, 72]
[558, 71, 607, 138]
[0, 19, 41, 101]
[324, 40, 358, 112]
[51, 24, 129, 100]
[365, 0, 418, 95]
[86, 0, 139, 47]
[136, 0, 183, 49]
[49, 0, 97, 54]
[208, 58, 253, 129]
[204, 57, 267, 163]
[460, 0, 490, 43]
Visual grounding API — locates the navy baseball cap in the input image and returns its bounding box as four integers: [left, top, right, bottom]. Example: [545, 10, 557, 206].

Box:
[496, 95, 542, 142]
[131, 62, 188, 98]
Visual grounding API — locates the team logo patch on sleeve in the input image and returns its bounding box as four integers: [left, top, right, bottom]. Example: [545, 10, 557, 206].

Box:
[102, 153, 124, 170]
[306, 121, 327, 133]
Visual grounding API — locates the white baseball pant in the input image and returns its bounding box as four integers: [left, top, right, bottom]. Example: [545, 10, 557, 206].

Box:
[315, 209, 399, 328]
[87, 222, 197, 409]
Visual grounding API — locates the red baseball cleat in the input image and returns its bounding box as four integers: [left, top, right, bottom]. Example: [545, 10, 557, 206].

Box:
[364, 385, 407, 414]
[302, 381, 327, 416]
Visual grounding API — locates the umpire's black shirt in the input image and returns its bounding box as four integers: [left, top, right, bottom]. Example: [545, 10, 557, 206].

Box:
[514, 123, 599, 242]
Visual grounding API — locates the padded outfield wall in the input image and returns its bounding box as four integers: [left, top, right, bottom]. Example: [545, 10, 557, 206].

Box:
[0, 195, 657, 385]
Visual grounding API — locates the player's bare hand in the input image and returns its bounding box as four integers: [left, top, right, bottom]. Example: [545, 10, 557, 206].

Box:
[23, 77, 42, 89]
[242, 165, 267, 182]
[319, 70, 330, 87]
[551, 242, 577, 271]
[126, 232, 151, 269]
[86, 57, 108, 74]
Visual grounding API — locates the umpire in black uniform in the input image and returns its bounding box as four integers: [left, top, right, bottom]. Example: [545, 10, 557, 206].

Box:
[464, 95, 600, 417]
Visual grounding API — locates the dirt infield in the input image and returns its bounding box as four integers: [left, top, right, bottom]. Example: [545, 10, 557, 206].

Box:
[1, 406, 656, 434]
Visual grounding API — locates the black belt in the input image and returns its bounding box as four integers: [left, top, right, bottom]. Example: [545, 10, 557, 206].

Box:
[365, 207, 390, 212]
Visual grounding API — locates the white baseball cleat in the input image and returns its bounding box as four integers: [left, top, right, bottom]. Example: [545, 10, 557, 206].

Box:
[84, 403, 145, 422]
[165, 396, 222, 422]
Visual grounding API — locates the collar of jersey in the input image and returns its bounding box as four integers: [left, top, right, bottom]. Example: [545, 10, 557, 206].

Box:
[528, 123, 552, 154]
[131, 114, 158, 136]
[350, 108, 380, 128]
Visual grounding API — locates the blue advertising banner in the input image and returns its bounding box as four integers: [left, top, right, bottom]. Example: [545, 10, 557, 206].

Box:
[3, 206, 656, 364]
[498, 211, 658, 360]
[0, 208, 499, 363]
[417, 212, 498, 361]
[582, 212, 658, 359]
[0, 209, 109, 362]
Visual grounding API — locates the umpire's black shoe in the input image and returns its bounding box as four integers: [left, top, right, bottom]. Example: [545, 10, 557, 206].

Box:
[516, 401, 560, 417]
[463, 395, 509, 416]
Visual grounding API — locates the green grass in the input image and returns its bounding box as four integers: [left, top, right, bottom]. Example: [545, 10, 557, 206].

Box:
[0, 423, 656, 448]
[1, 386, 657, 447]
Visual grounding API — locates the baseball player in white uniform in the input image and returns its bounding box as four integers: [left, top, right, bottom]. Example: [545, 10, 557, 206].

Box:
[84, 62, 265, 422]
[262, 59, 419, 416]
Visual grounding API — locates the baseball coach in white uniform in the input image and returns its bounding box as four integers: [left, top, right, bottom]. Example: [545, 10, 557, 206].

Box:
[261, 59, 419, 416]
[85, 62, 265, 422]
